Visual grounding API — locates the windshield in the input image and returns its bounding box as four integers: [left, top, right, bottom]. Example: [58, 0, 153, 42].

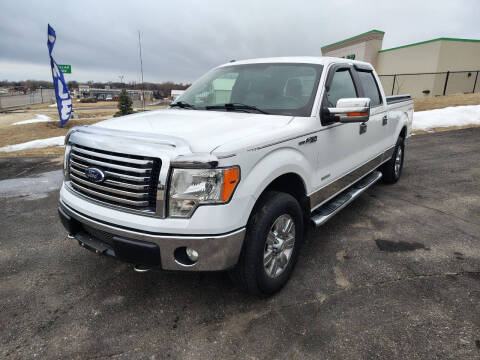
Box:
[174, 63, 323, 116]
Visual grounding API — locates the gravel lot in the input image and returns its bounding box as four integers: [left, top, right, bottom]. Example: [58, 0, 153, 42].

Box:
[1, 128, 479, 359]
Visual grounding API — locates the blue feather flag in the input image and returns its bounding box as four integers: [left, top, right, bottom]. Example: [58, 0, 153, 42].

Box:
[47, 24, 72, 127]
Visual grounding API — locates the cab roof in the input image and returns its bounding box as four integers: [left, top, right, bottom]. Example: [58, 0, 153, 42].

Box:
[218, 56, 373, 69]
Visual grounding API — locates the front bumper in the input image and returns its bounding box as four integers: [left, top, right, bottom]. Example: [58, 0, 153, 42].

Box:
[58, 201, 245, 271]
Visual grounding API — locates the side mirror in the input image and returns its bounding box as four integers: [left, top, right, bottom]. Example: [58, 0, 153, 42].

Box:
[328, 98, 370, 123]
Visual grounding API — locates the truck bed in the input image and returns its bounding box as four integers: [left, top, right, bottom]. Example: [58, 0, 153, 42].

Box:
[386, 95, 412, 105]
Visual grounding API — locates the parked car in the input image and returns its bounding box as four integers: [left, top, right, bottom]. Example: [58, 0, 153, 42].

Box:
[58, 57, 413, 295]
[105, 94, 113, 101]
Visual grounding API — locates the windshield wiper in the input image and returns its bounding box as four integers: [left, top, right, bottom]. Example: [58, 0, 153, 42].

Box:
[170, 101, 197, 109]
[205, 103, 270, 115]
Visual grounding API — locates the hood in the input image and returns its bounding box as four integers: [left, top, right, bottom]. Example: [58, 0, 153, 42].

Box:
[93, 109, 293, 154]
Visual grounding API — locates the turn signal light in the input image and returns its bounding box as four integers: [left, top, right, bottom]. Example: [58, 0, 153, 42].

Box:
[222, 168, 240, 202]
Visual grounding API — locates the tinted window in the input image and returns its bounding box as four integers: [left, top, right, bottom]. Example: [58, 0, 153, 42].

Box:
[327, 70, 357, 107]
[357, 71, 382, 106]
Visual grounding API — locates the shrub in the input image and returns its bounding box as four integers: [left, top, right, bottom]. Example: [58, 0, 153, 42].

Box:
[115, 88, 134, 117]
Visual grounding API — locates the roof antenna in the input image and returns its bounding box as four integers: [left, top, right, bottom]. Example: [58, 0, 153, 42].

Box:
[138, 30, 145, 111]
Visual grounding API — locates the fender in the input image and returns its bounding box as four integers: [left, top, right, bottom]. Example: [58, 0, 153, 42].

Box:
[234, 146, 312, 216]
[389, 102, 413, 140]
[394, 110, 411, 139]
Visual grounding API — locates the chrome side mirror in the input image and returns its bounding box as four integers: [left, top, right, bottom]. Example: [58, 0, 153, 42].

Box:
[328, 98, 370, 123]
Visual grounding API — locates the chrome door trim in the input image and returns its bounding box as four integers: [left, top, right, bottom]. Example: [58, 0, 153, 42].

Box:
[309, 146, 394, 211]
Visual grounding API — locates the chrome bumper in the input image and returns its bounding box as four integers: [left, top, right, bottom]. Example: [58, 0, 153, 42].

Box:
[59, 201, 245, 271]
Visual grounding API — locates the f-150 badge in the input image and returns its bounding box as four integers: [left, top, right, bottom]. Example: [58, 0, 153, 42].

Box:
[299, 136, 317, 146]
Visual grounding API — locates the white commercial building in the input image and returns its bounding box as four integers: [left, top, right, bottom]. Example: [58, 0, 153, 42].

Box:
[321, 30, 480, 97]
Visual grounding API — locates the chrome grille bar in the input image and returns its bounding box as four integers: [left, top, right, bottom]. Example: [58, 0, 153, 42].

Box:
[70, 160, 150, 183]
[70, 167, 149, 191]
[70, 174, 149, 199]
[70, 153, 151, 174]
[70, 182, 150, 207]
[71, 146, 154, 166]
[68, 144, 161, 215]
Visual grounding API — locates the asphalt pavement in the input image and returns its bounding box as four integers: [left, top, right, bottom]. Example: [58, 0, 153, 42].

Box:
[1, 128, 479, 359]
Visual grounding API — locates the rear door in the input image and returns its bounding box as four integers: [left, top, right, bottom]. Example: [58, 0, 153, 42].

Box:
[352, 65, 389, 157]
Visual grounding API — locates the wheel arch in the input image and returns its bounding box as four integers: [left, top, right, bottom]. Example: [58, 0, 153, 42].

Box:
[248, 172, 310, 228]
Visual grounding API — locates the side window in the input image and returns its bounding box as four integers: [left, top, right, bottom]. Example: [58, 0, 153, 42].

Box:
[357, 71, 382, 106]
[326, 69, 358, 107]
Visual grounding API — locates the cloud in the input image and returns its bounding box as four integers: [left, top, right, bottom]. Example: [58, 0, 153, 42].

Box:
[1, 0, 479, 83]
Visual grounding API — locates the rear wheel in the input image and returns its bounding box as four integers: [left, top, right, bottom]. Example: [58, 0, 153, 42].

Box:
[381, 136, 405, 183]
[229, 191, 304, 296]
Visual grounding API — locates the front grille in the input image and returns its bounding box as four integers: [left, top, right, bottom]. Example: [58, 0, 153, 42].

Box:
[68, 144, 161, 215]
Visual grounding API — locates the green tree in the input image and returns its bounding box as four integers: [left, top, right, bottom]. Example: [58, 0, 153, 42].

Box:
[115, 88, 134, 117]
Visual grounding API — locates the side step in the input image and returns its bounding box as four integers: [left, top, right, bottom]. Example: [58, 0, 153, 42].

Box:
[311, 171, 382, 227]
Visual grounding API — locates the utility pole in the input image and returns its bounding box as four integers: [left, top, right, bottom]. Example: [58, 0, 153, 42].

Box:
[118, 75, 124, 88]
[138, 30, 145, 111]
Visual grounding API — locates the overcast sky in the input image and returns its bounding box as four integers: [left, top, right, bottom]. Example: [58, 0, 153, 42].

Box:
[1, 0, 479, 84]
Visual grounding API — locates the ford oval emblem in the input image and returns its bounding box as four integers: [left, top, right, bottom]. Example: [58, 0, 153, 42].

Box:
[85, 167, 105, 183]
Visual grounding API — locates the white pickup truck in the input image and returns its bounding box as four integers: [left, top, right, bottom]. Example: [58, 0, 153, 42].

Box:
[58, 57, 413, 295]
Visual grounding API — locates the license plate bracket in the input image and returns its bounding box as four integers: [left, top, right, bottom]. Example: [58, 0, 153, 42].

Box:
[75, 231, 110, 254]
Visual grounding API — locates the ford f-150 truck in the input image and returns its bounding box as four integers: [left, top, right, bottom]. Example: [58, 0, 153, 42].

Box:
[58, 57, 413, 295]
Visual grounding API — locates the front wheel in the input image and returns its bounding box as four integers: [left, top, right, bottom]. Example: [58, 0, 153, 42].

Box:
[229, 191, 304, 296]
[381, 136, 405, 183]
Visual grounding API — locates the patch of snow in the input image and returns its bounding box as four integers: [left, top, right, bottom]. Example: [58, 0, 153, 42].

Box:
[12, 114, 52, 125]
[0, 170, 63, 200]
[0, 136, 65, 152]
[413, 105, 480, 131]
[49, 103, 57, 107]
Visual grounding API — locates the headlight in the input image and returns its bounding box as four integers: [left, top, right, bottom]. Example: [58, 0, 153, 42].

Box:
[169, 167, 240, 218]
[63, 128, 77, 180]
[63, 144, 71, 180]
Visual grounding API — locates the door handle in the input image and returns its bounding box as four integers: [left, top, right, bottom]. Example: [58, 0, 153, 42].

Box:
[359, 123, 367, 135]
[382, 115, 388, 126]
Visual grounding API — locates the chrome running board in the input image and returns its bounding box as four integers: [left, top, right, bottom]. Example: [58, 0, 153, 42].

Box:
[311, 171, 382, 227]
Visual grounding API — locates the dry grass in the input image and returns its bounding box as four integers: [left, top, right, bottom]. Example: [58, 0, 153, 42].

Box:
[0, 118, 100, 147]
[0, 118, 102, 158]
[414, 92, 480, 111]
[72, 100, 117, 108]
[1, 147, 66, 158]
[0, 100, 114, 157]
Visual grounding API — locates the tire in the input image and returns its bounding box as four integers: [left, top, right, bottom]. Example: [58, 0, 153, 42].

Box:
[229, 191, 304, 296]
[381, 136, 405, 184]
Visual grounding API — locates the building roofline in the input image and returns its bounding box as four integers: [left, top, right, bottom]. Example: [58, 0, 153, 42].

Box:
[379, 37, 480, 53]
[321, 29, 385, 50]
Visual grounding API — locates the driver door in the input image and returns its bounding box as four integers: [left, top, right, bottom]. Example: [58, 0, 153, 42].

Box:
[310, 64, 368, 209]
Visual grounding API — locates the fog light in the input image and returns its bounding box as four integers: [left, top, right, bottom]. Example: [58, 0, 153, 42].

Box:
[174, 246, 199, 266]
[186, 248, 199, 262]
